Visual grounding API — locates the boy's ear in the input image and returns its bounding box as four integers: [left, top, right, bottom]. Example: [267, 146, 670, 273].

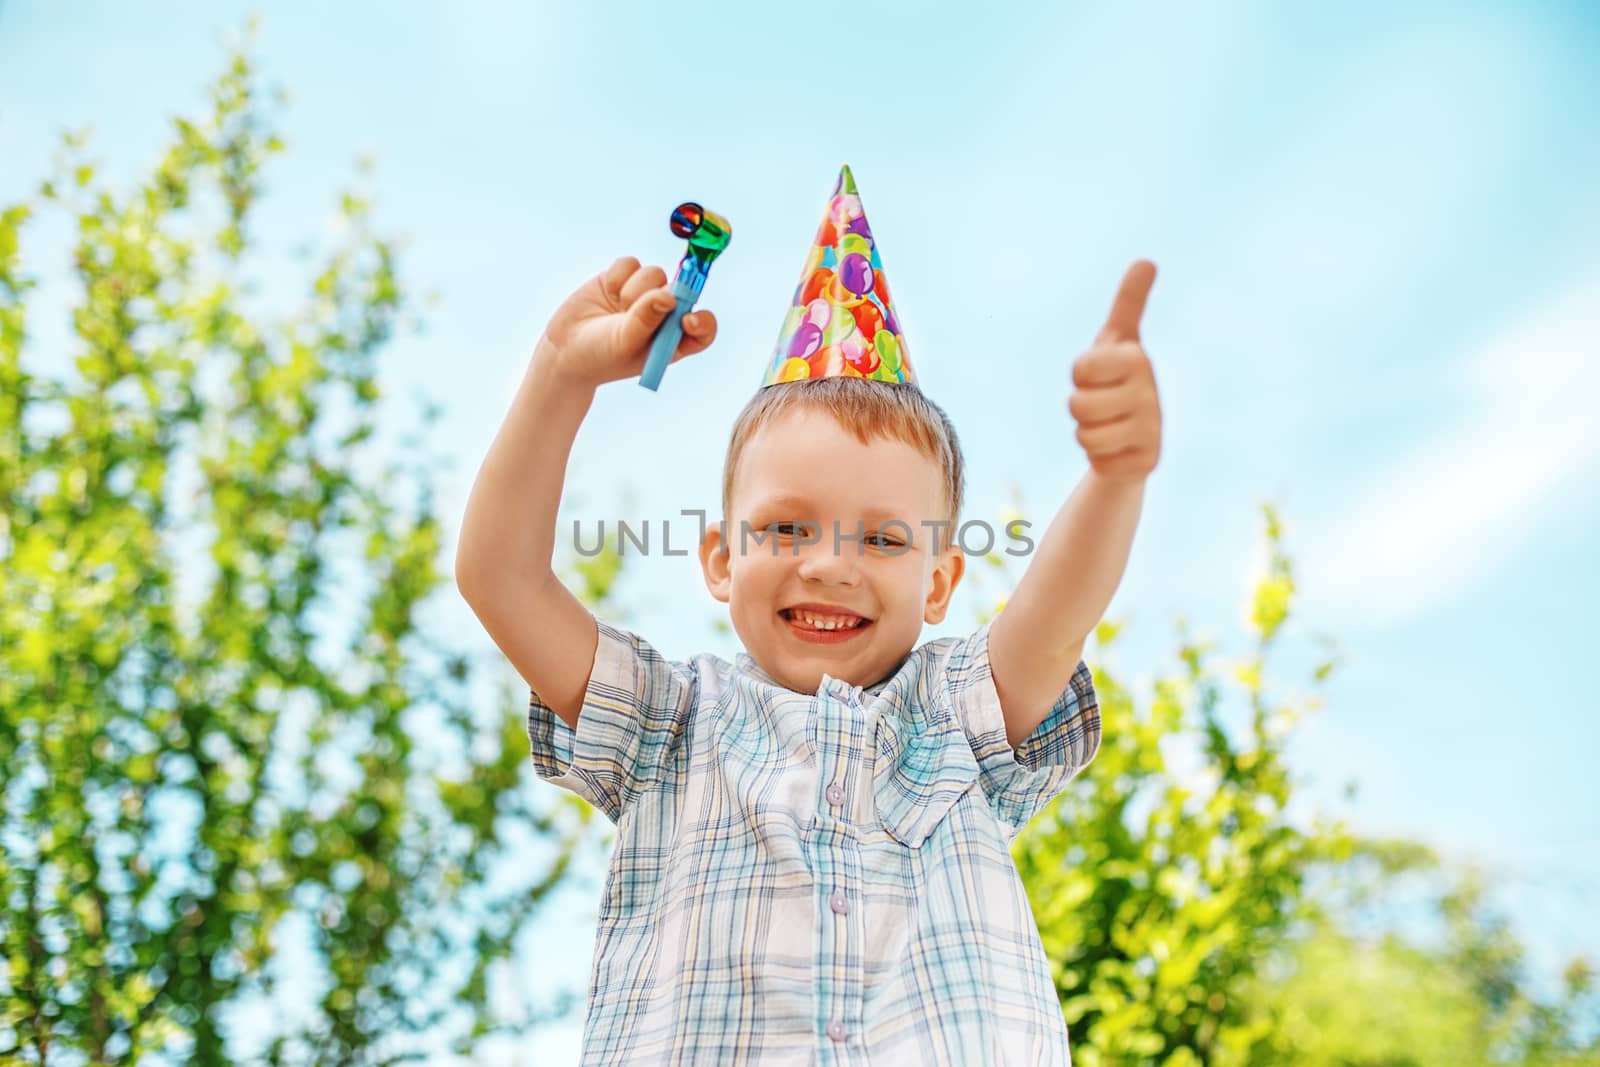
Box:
[923, 544, 965, 625]
[699, 518, 732, 604]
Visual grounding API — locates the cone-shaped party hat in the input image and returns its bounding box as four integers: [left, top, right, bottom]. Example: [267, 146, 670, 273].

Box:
[761, 165, 914, 387]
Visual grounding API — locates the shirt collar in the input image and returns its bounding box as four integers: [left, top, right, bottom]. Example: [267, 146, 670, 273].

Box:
[735, 651, 901, 701]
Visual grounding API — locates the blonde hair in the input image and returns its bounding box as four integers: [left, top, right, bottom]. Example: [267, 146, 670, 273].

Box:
[720, 378, 965, 553]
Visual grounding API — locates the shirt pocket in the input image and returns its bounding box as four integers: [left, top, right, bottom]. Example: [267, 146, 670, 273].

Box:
[872, 709, 982, 848]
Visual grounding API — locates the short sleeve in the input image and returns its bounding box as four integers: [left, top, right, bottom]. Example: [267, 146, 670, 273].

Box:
[526, 618, 696, 824]
[945, 618, 1101, 837]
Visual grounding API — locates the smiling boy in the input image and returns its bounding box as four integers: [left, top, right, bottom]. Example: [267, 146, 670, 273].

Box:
[457, 167, 1161, 1065]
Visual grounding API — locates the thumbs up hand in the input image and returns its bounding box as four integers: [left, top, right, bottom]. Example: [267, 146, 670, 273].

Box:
[1068, 260, 1163, 484]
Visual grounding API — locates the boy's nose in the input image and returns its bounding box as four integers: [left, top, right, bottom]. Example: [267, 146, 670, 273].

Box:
[795, 536, 861, 585]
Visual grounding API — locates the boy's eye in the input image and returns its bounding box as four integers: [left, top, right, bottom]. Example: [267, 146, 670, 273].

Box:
[865, 533, 905, 548]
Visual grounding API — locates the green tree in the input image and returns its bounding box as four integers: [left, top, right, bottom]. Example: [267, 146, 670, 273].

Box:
[1235, 849, 1600, 1066]
[1002, 503, 1599, 1066]
[0, 33, 592, 1064]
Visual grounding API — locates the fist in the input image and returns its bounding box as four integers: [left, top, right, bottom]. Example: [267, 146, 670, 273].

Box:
[534, 256, 719, 391]
[1068, 260, 1162, 483]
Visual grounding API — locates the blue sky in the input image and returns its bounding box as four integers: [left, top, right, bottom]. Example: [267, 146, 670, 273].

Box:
[4, 2, 1597, 1062]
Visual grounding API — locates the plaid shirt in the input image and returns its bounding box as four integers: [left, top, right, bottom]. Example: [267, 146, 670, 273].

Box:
[528, 617, 1100, 1066]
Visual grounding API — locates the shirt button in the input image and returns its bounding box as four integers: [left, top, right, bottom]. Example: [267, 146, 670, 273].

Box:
[826, 784, 845, 806]
[830, 891, 849, 915]
[827, 1020, 847, 1042]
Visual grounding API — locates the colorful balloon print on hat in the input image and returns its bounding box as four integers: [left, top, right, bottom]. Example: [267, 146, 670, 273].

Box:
[762, 164, 915, 387]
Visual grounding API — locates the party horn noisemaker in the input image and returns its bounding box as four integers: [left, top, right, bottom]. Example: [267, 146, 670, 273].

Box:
[639, 201, 731, 390]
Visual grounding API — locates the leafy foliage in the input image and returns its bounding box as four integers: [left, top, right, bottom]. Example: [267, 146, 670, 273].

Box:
[0, 33, 587, 1065]
[1005, 505, 1599, 1065]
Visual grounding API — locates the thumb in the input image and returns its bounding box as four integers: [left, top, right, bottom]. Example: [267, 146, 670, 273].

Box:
[1096, 259, 1157, 346]
[614, 287, 678, 355]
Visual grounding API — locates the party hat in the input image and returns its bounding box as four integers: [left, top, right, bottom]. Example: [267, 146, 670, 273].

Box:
[761, 164, 914, 387]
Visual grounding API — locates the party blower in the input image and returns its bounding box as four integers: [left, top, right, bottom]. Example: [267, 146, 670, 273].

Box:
[639, 202, 731, 391]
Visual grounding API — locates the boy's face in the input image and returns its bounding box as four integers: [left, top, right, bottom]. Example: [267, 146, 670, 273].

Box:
[700, 406, 964, 695]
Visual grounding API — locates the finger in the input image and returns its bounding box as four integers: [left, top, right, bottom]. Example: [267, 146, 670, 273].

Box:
[1096, 259, 1157, 346]
[1072, 340, 1142, 389]
[1076, 420, 1138, 456]
[620, 264, 670, 307]
[673, 309, 719, 359]
[597, 256, 640, 305]
[613, 286, 678, 354]
[1067, 380, 1139, 426]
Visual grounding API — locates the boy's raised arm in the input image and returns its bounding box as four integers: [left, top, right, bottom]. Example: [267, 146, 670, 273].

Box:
[989, 471, 1146, 747]
[988, 260, 1162, 749]
[454, 256, 718, 729]
[455, 364, 600, 729]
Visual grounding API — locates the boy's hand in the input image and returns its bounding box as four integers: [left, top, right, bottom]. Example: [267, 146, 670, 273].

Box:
[1068, 259, 1162, 483]
[533, 256, 719, 391]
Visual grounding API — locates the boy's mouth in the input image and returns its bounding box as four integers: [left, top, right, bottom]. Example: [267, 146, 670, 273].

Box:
[779, 605, 873, 644]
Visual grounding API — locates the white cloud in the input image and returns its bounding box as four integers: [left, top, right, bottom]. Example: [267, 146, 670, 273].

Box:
[1299, 273, 1600, 626]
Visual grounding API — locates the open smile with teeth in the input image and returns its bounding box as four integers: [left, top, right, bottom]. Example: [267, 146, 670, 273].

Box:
[780, 608, 870, 632]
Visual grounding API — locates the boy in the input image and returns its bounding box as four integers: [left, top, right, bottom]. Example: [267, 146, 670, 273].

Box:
[456, 167, 1162, 1065]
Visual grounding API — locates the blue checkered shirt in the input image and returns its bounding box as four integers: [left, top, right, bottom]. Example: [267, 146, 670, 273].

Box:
[528, 617, 1101, 1065]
